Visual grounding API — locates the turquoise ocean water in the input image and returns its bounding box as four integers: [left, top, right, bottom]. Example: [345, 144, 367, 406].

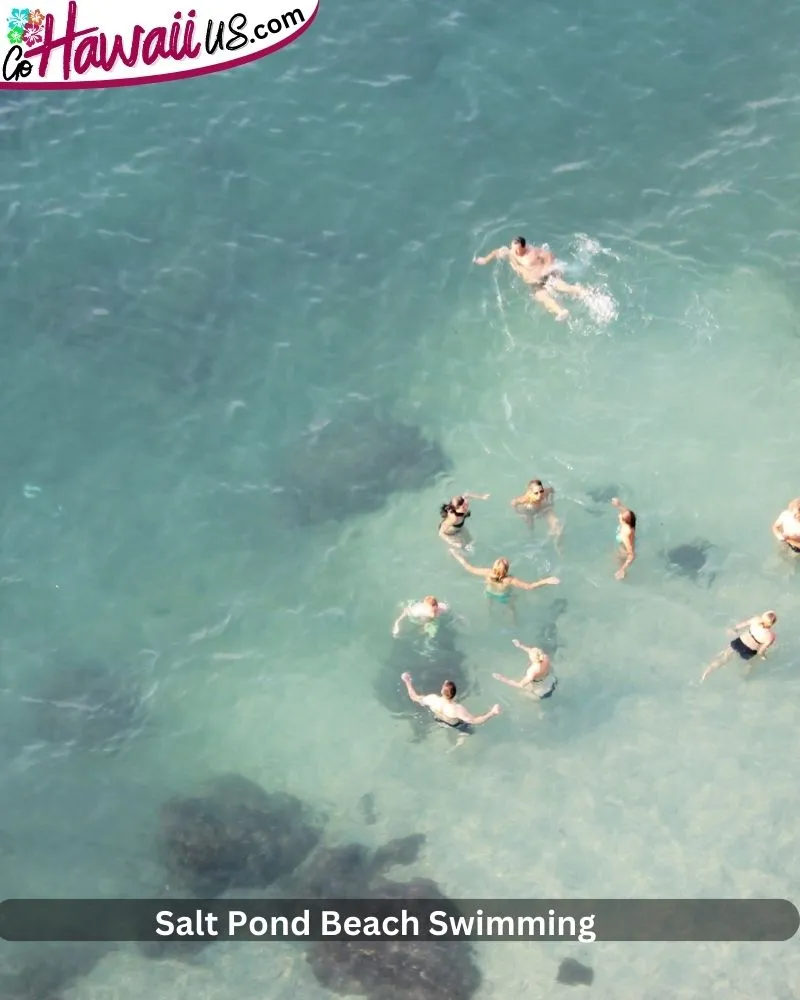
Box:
[2, 0, 800, 996]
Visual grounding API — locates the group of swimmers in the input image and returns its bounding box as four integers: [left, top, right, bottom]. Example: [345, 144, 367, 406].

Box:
[394, 235, 800, 735]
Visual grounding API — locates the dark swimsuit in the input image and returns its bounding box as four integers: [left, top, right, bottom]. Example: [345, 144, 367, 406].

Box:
[730, 632, 760, 661]
[786, 540, 800, 554]
[436, 716, 473, 733]
[442, 507, 470, 532]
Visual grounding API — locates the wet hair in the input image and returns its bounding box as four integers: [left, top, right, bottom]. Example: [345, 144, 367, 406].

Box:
[763, 611, 777, 626]
[442, 680, 456, 699]
[490, 557, 510, 581]
[424, 595, 438, 608]
[512, 236, 526, 248]
[440, 500, 471, 520]
[621, 510, 637, 529]
[528, 479, 544, 490]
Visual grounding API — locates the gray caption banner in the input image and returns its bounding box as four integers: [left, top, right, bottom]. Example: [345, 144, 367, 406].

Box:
[0, 899, 796, 942]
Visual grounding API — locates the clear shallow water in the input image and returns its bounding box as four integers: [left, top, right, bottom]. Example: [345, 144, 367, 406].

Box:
[2, 0, 800, 996]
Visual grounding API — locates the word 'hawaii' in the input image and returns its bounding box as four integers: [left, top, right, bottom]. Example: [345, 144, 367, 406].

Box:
[2, 2, 304, 82]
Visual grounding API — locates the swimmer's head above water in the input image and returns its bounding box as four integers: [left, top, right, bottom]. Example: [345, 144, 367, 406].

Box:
[760, 611, 778, 627]
[526, 479, 545, 498]
[490, 558, 510, 582]
[440, 496, 470, 519]
[440, 680, 457, 700]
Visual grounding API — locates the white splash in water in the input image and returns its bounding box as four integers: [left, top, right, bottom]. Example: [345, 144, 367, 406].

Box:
[582, 285, 619, 326]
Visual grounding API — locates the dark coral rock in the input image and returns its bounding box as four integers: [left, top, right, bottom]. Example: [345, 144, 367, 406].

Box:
[277, 403, 451, 525]
[556, 957, 594, 986]
[306, 877, 481, 1000]
[0, 944, 108, 999]
[293, 834, 427, 900]
[663, 539, 717, 586]
[157, 774, 321, 897]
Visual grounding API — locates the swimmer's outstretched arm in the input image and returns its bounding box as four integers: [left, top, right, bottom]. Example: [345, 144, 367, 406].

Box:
[400, 673, 425, 703]
[457, 703, 501, 725]
[391, 609, 409, 636]
[473, 247, 507, 265]
[463, 491, 490, 501]
[511, 638, 536, 654]
[510, 575, 560, 590]
[449, 551, 489, 576]
[492, 672, 526, 689]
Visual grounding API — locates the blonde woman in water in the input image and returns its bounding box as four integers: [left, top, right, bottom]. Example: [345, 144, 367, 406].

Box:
[701, 611, 777, 682]
[494, 640, 557, 700]
[449, 551, 559, 622]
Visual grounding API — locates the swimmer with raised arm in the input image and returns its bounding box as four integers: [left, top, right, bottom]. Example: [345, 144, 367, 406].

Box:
[474, 236, 586, 321]
[392, 596, 449, 637]
[493, 639, 557, 700]
[438, 491, 490, 549]
[401, 674, 500, 733]
[772, 498, 800, 555]
[511, 479, 562, 544]
[701, 611, 777, 682]
[450, 550, 559, 622]
[611, 497, 636, 580]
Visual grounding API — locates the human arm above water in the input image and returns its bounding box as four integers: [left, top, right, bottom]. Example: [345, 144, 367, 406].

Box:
[508, 575, 560, 590]
[449, 551, 489, 577]
[400, 673, 426, 704]
[453, 701, 501, 725]
[392, 608, 409, 637]
[473, 247, 509, 265]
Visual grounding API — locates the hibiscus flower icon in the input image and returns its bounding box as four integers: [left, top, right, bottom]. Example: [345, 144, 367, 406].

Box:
[28, 7, 44, 25]
[7, 25, 24, 44]
[23, 20, 42, 44]
[7, 8, 30, 31]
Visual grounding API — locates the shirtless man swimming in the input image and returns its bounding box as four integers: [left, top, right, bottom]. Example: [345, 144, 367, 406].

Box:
[474, 236, 586, 321]
[400, 674, 500, 733]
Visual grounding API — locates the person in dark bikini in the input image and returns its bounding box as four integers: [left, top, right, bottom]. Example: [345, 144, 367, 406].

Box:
[438, 491, 489, 549]
[701, 611, 777, 682]
[400, 674, 500, 735]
